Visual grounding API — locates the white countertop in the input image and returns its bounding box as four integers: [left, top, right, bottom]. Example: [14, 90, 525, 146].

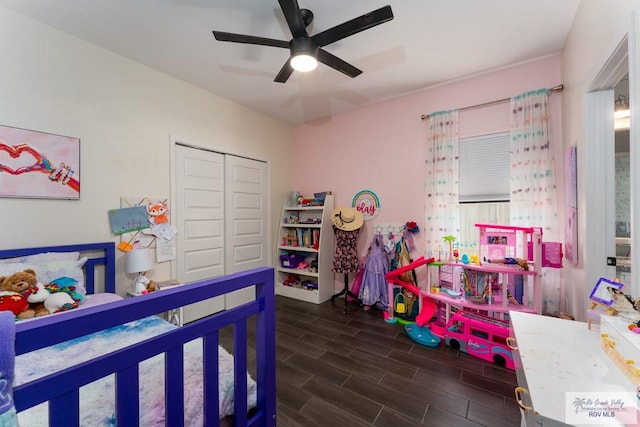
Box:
[510, 311, 637, 425]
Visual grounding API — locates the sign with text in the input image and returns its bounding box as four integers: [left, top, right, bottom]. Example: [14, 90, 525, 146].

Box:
[565, 392, 637, 425]
[352, 189, 380, 221]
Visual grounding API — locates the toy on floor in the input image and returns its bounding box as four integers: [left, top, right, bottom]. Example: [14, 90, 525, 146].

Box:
[384, 256, 441, 346]
[404, 323, 440, 347]
[443, 310, 514, 370]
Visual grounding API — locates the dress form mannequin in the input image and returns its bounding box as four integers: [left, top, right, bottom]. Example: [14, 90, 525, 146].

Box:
[330, 207, 364, 314]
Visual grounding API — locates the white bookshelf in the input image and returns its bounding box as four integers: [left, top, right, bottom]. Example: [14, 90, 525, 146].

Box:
[275, 194, 334, 304]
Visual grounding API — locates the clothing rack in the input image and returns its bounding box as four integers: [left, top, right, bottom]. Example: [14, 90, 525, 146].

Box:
[420, 84, 564, 121]
[373, 223, 406, 238]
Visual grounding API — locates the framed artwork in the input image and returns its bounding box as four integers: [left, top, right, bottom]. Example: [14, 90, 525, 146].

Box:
[0, 124, 80, 199]
[118, 196, 177, 262]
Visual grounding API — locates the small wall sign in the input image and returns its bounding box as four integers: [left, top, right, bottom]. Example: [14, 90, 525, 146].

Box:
[352, 189, 380, 221]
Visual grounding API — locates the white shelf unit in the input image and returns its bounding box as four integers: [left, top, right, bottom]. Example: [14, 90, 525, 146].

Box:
[275, 194, 334, 304]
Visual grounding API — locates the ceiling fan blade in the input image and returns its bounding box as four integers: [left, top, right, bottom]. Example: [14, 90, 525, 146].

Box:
[317, 49, 362, 78]
[278, 0, 307, 38]
[312, 5, 394, 47]
[212, 31, 289, 49]
[274, 61, 294, 83]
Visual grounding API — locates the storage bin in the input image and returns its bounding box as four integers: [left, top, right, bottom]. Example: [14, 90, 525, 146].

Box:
[280, 253, 305, 268]
[302, 280, 318, 290]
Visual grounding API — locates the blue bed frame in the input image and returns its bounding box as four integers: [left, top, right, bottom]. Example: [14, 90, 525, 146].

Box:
[3, 242, 276, 426]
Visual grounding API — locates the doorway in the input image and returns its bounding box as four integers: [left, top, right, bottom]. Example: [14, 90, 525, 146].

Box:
[585, 31, 638, 299]
[614, 76, 631, 286]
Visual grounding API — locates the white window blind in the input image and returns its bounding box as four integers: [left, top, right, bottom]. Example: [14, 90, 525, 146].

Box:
[459, 132, 510, 202]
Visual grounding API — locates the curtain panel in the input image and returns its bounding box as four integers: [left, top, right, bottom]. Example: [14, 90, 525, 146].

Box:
[425, 110, 460, 253]
[509, 88, 561, 313]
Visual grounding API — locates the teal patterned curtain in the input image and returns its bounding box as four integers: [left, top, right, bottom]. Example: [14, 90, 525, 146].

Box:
[509, 89, 560, 313]
[425, 110, 460, 253]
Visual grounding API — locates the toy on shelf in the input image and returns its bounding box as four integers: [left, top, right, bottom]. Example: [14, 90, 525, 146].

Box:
[442, 235, 457, 261]
[484, 256, 529, 271]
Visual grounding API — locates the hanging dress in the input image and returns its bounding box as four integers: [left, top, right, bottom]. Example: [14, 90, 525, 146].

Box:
[332, 227, 361, 274]
[359, 234, 389, 308]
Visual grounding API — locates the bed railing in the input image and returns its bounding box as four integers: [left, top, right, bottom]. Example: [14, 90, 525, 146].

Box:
[14, 266, 276, 427]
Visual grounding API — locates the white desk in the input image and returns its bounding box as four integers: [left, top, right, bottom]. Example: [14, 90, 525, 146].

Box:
[510, 311, 637, 426]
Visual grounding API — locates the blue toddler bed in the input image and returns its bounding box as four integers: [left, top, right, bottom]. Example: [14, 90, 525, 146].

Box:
[0, 242, 276, 426]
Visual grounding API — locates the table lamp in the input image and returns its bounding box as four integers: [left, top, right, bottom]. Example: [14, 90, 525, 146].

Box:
[125, 248, 155, 295]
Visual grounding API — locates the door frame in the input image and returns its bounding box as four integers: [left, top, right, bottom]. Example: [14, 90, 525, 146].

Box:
[169, 136, 272, 281]
[584, 12, 640, 297]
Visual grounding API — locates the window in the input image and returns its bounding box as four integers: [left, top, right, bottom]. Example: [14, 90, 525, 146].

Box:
[458, 132, 510, 203]
[493, 335, 508, 346]
[470, 327, 489, 340]
[458, 132, 511, 252]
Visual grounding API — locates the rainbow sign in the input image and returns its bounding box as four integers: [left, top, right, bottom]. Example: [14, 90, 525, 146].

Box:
[352, 189, 381, 221]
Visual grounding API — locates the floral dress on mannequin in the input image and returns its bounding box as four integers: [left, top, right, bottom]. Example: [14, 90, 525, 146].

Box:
[332, 227, 361, 274]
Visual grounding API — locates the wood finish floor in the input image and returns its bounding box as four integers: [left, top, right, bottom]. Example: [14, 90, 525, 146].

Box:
[271, 295, 521, 427]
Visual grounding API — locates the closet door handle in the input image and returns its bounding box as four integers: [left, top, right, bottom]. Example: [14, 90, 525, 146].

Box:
[515, 387, 533, 411]
[506, 337, 518, 350]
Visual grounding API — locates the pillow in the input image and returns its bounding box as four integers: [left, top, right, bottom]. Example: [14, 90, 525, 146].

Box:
[0, 258, 88, 297]
[0, 251, 80, 265]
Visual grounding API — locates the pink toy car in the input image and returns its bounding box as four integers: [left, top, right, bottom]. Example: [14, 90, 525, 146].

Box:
[443, 310, 515, 370]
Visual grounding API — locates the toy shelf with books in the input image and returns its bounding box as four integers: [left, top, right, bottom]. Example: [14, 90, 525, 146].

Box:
[426, 223, 562, 324]
[276, 193, 334, 304]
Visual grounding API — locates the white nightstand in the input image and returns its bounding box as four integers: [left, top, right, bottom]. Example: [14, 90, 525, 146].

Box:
[156, 281, 185, 326]
[126, 282, 185, 326]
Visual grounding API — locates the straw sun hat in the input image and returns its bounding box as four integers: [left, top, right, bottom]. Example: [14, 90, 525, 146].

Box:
[331, 207, 364, 232]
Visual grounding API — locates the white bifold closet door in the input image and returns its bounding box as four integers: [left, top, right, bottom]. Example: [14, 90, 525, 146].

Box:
[175, 144, 268, 323]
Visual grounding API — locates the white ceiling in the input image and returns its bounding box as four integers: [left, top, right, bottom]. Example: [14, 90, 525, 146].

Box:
[0, 0, 581, 125]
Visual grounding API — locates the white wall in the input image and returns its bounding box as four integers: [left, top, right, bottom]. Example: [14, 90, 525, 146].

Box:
[0, 7, 294, 293]
[562, 0, 640, 319]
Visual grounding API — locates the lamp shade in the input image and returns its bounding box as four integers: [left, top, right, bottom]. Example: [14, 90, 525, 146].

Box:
[125, 248, 155, 274]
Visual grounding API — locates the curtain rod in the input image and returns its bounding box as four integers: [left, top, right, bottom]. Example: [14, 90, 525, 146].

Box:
[420, 84, 564, 121]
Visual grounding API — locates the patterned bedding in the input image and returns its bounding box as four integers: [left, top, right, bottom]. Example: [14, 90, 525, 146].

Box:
[15, 316, 257, 425]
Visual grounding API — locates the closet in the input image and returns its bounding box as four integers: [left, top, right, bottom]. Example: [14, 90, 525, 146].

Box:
[173, 143, 269, 323]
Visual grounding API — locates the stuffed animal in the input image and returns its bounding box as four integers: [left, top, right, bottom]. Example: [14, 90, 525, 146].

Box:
[0, 269, 47, 318]
[0, 269, 77, 319]
[148, 201, 169, 224]
[0, 291, 29, 317]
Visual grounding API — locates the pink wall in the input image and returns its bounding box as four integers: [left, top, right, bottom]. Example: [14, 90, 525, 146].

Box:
[293, 55, 563, 291]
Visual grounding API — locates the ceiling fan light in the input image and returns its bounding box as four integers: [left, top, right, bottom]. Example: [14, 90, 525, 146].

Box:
[291, 53, 317, 72]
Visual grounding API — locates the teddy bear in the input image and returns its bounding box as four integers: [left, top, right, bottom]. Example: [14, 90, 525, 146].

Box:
[0, 269, 77, 319]
[0, 291, 29, 317]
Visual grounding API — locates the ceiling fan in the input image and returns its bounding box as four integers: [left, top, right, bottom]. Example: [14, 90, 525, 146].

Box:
[212, 1, 394, 83]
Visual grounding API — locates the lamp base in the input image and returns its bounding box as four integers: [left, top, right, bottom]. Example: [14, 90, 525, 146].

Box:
[131, 274, 150, 295]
